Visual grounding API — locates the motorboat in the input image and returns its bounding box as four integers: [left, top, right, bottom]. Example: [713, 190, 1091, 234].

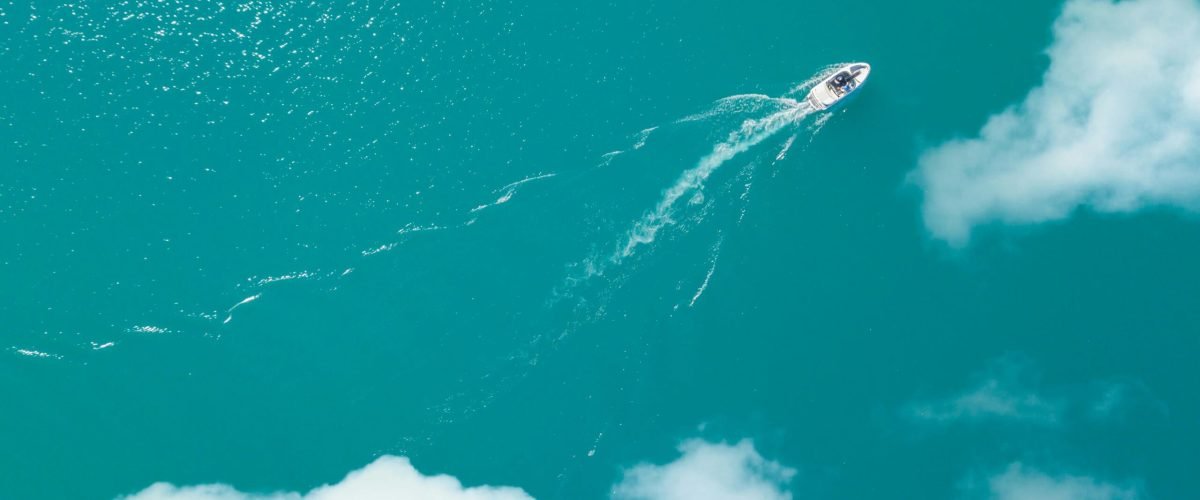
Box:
[805, 63, 871, 111]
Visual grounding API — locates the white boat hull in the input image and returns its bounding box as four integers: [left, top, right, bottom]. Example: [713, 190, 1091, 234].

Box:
[805, 63, 871, 111]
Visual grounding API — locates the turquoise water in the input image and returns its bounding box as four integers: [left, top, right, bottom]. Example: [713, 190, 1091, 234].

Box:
[4, 0, 1198, 498]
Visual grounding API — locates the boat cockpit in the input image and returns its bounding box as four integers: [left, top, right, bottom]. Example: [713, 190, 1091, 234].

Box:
[828, 65, 867, 96]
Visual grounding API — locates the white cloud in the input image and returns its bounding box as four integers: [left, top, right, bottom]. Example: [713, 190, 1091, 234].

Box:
[913, 0, 1200, 245]
[909, 378, 1062, 425]
[122, 442, 798, 500]
[983, 463, 1141, 500]
[908, 358, 1062, 425]
[121, 455, 533, 500]
[611, 439, 796, 500]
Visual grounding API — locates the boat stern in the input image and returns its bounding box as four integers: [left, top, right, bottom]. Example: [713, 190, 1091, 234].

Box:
[806, 83, 839, 110]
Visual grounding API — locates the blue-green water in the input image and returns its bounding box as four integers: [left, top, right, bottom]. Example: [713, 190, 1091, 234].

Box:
[4, 0, 1199, 498]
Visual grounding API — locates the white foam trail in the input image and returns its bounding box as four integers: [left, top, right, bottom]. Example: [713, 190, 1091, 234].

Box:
[675, 94, 795, 124]
[363, 223, 447, 253]
[496, 172, 556, 192]
[617, 101, 812, 261]
[254, 270, 314, 286]
[689, 262, 717, 307]
[598, 152, 622, 168]
[223, 293, 262, 324]
[736, 163, 758, 225]
[397, 223, 444, 235]
[473, 173, 557, 213]
[470, 199, 500, 213]
[689, 236, 724, 307]
[129, 325, 171, 334]
[632, 126, 658, 150]
[587, 431, 605, 457]
[807, 112, 833, 141]
[596, 128, 657, 168]
[227, 293, 261, 312]
[361, 242, 397, 256]
[599, 150, 623, 166]
[13, 348, 62, 359]
[775, 134, 797, 161]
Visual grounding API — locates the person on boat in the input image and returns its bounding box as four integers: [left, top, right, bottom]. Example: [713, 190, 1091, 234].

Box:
[832, 72, 853, 94]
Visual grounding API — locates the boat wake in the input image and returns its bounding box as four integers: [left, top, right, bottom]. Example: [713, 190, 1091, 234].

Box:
[552, 63, 852, 330]
[401, 68, 848, 427]
[675, 94, 797, 124]
[549, 92, 823, 339]
[615, 98, 814, 264]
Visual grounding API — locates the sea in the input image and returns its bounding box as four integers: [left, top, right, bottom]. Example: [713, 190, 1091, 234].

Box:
[3, 0, 1198, 498]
